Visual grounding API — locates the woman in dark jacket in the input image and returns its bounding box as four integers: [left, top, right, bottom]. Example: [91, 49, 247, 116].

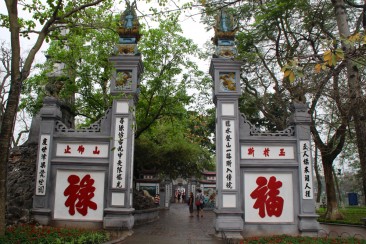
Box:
[188, 192, 194, 217]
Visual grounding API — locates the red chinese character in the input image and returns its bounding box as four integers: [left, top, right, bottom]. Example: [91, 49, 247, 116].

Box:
[93, 146, 100, 155]
[248, 147, 255, 157]
[279, 148, 285, 156]
[250, 176, 284, 218]
[263, 148, 270, 157]
[64, 145, 71, 154]
[77, 145, 85, 154]
[64, 174, 97, 216]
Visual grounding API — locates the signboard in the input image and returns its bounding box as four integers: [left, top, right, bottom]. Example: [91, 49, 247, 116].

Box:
[244, 172, 294, 223]
[222, 120, 236, 190]
[241, 145, 294, 159]
[36, 135, 51, 195]
[54, 170, 105, 221]
[112, 117, 129, 188]
[56, 143, 109, 158]
[299, 141, 313, 199]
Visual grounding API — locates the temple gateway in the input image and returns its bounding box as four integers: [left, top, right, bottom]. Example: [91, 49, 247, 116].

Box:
[31, 5, 319, 237]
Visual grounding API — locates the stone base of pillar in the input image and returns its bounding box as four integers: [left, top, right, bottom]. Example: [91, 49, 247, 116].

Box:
[31, 208, 52, 225]
[298, 214, 319, 236]
[103, 208, 135, 230]
[214, 210, 244, 232]
[242, 224, 299, 237]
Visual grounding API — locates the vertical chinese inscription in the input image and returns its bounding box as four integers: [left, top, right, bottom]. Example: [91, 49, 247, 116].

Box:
[300, 141, 313, 199]
[36, 135, 51, 195]
[112, 117, 129, 188]
[222, 120, 235, 190]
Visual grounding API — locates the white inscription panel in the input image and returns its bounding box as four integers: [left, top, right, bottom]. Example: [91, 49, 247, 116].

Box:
[112, 117, 128, 188]
[244, 172, 294, 223]
[222, 119, 236, 190]
[54, 170, 105, 221]
[56, 143, 109, 158]
[300, 141, 314, 199]
[241, 145, 294, 159]
[36, 135, 51, 195]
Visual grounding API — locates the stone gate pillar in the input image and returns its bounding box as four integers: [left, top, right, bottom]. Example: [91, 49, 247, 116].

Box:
[210, 8, 244, 233]
[32, 97, 62, 225]
[289, 103, 319, 234]
[103, 3, 143, 229]
[210, 58, 244, 232]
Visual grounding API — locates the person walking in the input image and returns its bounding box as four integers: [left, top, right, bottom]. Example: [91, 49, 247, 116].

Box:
[154, 194, 160, 207]
[195, 189, 204, 217]
[187, 192, 194, 217]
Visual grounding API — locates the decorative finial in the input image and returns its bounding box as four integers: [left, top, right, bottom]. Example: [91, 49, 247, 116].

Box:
[116, 0, 141, 55]
[212, 8, 238, 58]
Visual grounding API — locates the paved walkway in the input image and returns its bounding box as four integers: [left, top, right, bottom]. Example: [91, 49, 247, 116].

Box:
[120, 203, 223, 244]
[108, 203, 366, 244]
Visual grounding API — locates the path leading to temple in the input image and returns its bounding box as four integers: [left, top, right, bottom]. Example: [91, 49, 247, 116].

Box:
[108, 203, 366, 244]
[121, 203, 223, 244]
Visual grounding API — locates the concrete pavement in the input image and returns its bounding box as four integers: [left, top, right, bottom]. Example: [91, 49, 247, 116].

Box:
[107, 203, 366, 243]
[120, 203, 223, 244]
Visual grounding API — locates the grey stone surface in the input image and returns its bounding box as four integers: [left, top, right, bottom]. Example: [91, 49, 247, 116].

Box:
[6, 144, 37, 225]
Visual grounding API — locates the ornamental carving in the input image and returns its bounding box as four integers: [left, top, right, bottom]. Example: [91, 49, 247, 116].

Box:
[118, 1, 141, 42]
[213, 8, 237, 45]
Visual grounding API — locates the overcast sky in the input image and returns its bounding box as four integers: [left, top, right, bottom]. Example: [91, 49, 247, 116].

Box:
[0, 1, 213, 144]
[0, 1, 213, 71]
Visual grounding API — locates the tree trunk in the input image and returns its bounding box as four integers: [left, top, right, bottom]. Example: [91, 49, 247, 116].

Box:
[333, 167, 343, 208]
[314, 148, 322, 203]
[351, 104, 366, 204]
[323, 158, 343, 220]
[331, 0, 366, 206]
[0, 0, 22, 236]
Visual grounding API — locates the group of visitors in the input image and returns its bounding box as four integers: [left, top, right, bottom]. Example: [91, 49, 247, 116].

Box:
[187, 188, 204, 217]
[175, 189, 186, 203]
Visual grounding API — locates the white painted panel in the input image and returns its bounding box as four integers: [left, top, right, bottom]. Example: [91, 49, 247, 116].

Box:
[222, 119, 236, 190]
[112, 117, 128, 188]
[221, 103, 235, 116]
[54, 170, 105, 221]
[223, 194, 236, 208]
[116, 101, 129, 114]
[300, 141, 314, 199]
[244, 172, 294, 223]
[111, 192, 125, 206]
[241, 145, 294, 159]
[56, 143, 109, 158]
[36, 135, 51, 195]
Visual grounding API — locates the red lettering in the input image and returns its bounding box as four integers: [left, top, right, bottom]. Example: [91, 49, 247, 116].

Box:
[248, 147, 255, 157]
[250, 176, 284, 218]
[64, 145, 71, 154]
[77, 145, 85, 154]
[93, 146, 100, 155]
[64, 174, 97, 216]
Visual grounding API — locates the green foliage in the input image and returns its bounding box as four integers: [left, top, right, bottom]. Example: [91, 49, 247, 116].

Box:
[134, 115, 214, 180]
[0, 224, 108, 244]
[20, 6, 117, 123]
[317, 207, 366, 225]
[135, 11, 207, 138]
[242, 235, 365, 243]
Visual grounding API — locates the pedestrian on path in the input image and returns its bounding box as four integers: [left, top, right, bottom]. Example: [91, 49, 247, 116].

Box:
[154, 194, 160, 207]
[188, 192, 194, 217]
[195, 188, 204, 217]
